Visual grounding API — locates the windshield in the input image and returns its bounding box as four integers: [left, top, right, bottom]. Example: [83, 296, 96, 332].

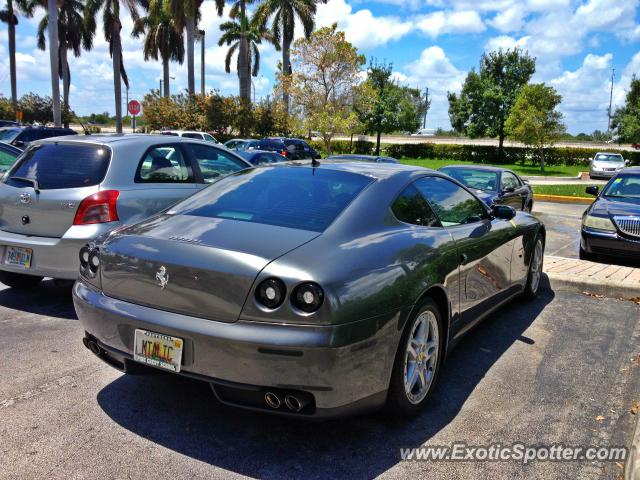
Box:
[0, 128, 20, 142]
[602, 174, 640, 199]
[439, 167, 499, 192]
[4, 143, 111, 190]
[0, 145, 20, 171]
[169, 166, 374, 232]
[595, 154, 624, 163]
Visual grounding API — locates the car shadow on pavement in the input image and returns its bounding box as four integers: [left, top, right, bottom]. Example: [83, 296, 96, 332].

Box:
[97, 288, 555, 479]
[0, 280, 77, 320]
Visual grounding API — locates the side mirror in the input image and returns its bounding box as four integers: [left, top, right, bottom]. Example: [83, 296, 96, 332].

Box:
[625, 159, 630, 166]
[492, 205, 516, 220]
[586, 186, 599, 196]
[502, 186, 515, 194]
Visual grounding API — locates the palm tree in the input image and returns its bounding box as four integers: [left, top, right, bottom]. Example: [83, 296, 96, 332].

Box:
[133, 0, 184, 98]
[84, 0, 141, 133]
[0, 0, 25, 113]
[255, 0, 323, 112]
[47, 0, 60, 126]
[23, 0, 94, 126]
[167, 0, 207, 96]
[218, 12, 279, 100]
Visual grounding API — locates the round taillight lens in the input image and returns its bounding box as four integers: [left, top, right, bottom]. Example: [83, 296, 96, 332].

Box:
[79, 245, 90, 269]
[255, 278, 286, 309]
[292, 283, 324, 313]
[88, 250, 100, 277]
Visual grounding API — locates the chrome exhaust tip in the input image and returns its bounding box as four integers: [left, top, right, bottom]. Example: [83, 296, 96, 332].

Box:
[264, 392, 281, 409]
[285, 395, 306, 412]
[87, 340, 101, 356]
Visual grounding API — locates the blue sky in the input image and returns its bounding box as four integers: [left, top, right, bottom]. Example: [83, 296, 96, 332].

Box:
[1, 0, 639, 134]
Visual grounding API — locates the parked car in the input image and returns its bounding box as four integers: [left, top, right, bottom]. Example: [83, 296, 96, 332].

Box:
[411, 128, 435, 137]
[0, 141, 23, 174]
[236, 150, 286, 165]
[224, 139, 260, 151]
[581, 167, 640, 261]
[632, 143, 640, 151]
[161, 130, 219, 143]
[326, 154, 399, 164]
[589, 152, 629, 179]
[257, 137, 320, 160]
[0, 120, 20, 128]
[0, 126, 77, 149]
[73, 161, 545, 418]
[439, 165, 534, 211]
[0, 135, 251, 288]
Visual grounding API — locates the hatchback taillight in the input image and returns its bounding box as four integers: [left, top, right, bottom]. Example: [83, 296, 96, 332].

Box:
[281, 150, 288, 157]
[73, 190, 119, 225]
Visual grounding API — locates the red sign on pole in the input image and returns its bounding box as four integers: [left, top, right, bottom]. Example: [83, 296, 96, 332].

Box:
[128, 100, 141, 116]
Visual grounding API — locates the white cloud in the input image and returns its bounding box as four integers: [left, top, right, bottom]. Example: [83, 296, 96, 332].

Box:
[316, 0, 413, 48]
[484, 35, 530, 52]
[488, 7, 525, 33]
[414, 10, 485, 38]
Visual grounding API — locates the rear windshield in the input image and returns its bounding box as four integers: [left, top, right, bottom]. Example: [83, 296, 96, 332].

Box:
[259, 139, 284, 148]
[0, 128, 20, 142]
[3, 143, 111, 190]
[170, 167, 374, 232]
[440, 167, 499, 192]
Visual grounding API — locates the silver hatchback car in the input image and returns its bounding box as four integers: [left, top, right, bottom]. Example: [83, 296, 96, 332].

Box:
[0, 134, 251, 287]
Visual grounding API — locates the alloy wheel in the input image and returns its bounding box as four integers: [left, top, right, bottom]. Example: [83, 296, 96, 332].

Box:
[403, 310, 439, 405]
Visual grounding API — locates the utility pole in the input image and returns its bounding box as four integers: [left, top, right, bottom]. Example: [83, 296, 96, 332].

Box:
[423, 87, 429, 129]
[199, 30, 205, 96]
[607, 68, 615, 134]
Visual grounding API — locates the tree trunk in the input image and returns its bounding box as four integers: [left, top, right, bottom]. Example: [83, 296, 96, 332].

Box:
[8, 0, 17, 114]
[375, 130, 382, 156]
[498, 124, 505, 163]
[47, 0, 61, 126]
[238, 2, 250, 103]
[112, 20, 123, 134]
[61, 46, 70, 128]
[540, 146, 545, 174]
[186, 17, 195, 96]
[325, 136, 331, 156]
[163, 57, 170, 97]
[282, 35, 291, 112]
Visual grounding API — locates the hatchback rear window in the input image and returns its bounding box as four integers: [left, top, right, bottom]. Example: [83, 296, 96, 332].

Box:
[3, 143, 111, 190]
[171, 167, 374, 232]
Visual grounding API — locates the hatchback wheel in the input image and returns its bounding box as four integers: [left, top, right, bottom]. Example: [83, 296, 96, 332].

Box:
[522, 236, 544, 299]
[0, 271, 43, 289]
[387, 298, 443, 417]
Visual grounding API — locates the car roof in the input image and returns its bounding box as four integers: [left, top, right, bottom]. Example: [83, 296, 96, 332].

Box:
[594, 152, 624, 156]
[326, 154, 399, 163]
[31, 133, 219, 148]
[275, 159, 428, 180]
[439, 164, 509, 173]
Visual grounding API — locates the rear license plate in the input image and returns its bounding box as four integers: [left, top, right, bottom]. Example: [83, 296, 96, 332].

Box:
[4, 246, 33, 269]
[133, 329, 184, 372]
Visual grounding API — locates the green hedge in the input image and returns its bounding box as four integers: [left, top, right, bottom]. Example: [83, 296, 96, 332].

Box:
[310, 139, 376, 156]
[382, 143, 640, 166]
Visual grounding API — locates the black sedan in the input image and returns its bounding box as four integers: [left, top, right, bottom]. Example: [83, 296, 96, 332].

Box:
[580, 167, 640, 262]
[439, 165, 533, 211]
[236, 149, 287, 165]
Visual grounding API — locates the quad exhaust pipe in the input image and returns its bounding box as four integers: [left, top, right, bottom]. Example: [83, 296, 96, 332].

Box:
[264, 392, 310, 412]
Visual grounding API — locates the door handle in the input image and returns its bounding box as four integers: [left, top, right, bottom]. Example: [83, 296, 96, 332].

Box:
[460, 254, 469, 265]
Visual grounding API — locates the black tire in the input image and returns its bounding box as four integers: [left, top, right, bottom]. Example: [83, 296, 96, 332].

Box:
[579, 246, 595, 262]
[386, 297, 444, 417]
[0, 271, 43, 289]
[522, 235, 544, 299]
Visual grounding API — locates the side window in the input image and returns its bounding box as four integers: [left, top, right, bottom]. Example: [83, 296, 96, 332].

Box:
[137, 145, 194, 183]
[182, 133, 203, 140]
[185, 144, 248, 183]
[392, 183, 440, 227]
[203, 134, 216, 142]
[18, 131, 35, 142]
[501, 172, 519, 190]
[414, 176, 487, 227]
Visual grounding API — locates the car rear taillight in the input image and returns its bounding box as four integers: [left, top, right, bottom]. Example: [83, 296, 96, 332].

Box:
[281, 150, 288, 157]
[73, 190, 119, 225]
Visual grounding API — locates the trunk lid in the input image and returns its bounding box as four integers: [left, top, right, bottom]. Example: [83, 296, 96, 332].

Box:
[0, 142, 111, 238]
[99, 214, 320, 322]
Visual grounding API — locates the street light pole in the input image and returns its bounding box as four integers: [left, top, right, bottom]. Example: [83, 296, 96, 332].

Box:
[198, 30, 206, 96]
[607, 68, 615, 135]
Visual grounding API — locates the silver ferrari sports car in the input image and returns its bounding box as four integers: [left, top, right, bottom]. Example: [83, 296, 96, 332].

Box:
[73, 161, 546, 418]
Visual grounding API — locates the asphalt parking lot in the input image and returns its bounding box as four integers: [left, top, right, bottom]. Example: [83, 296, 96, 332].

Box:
[532, 201, 586, 259]
[1, 279, 638, 479]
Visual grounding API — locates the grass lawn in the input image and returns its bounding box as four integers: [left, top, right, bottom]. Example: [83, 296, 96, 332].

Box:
[532, 184, 598, 198]
[398, 158, 585, 177]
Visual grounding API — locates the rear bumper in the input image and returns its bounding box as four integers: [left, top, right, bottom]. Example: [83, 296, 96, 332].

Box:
[73, 280, 407, 418]
[581, 227, 640, 260]
[0, 223, 118, 280]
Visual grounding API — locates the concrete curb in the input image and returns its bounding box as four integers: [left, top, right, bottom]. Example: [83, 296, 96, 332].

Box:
[627, 413, 640, 480]
[534, 194, 593, 205]
[543, 272, 640, 300]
